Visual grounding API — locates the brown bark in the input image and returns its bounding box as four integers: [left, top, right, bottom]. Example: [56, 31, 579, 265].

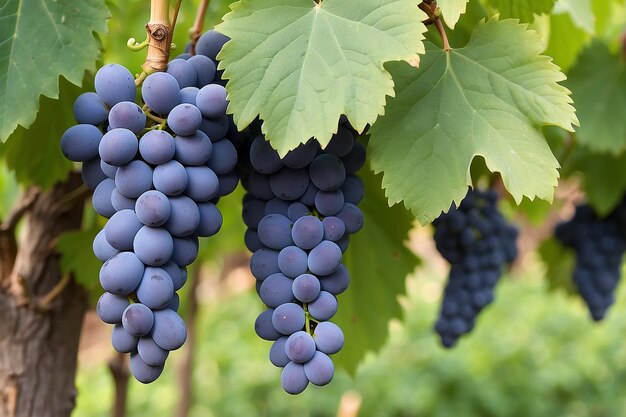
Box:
[0, 174, 88, 417]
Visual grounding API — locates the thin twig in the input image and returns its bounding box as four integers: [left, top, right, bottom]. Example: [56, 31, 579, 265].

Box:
[190, 0, 210, 54]
[170, 0, 184, 44]
[0, 189, 39, 232]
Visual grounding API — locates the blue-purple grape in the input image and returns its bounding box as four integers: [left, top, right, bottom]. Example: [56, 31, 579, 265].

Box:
[92, 178, 116, 218]
[170, 236, 199, 267]
[308, 291, 337, 321]
[136, 190, 171, 227]
[82, 157, 107, 190]
[122, 303, 154, 337]
[309, 154, 345, 191]
[115, 160, 153, 199]
[104, 209, 143, 250]
[250, 248, 280, 281]
[303, 351, 334, 386]
[136, 267, 174, 309]
[258, 214, 294, 250]
[196, 202, 223, 237]
[285, 331, 316, 363]
[291, 216, 324, 250]
[94, 64, 136, 107]
[185, 166, 218, 201]
[99, 128, 138, 166]
[139, 130, 176, 165]
[313, 321, 344, 354]
[133, 226, 174, 266]
[73, 92, 109, 126]
[137, 337, 169, 367]
[99, 252, 145, 295]
[174, 130, 212, 166]
[96, 292, 130, 324]
[272, 303, 305, 335]
[112, 323, 138, 353]
[187, 55, 216, 88]
[167, 104, 202, 136]
[166, 59, 197, 89]
[196, 84, 228, 118]
[259, 273, 295, 308]
[141, 72, 180, 115]
[60, 124, 103, 162]
[255, 309, 282, 341]
[151, 309, 187, 350]
[165, 196, 200, 237]
[108, 101, 146, 133]
[281, 362, 309, 395]
[153, 160, 189, 196]
[292, 273, 321, 303]
[278, 246, 308, 278]
[130, 352, 163, 384]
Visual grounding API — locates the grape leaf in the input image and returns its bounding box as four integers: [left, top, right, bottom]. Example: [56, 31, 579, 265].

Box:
[0, 76, 92, 188]
[564, 150, 626, 216]
[0, 0, 108, 140]
[538, 238, 576, 294]
[553, 0, 594, 33]
[334, 166, 419, 375]
[368, 18, 578, 225]
[544, 12, 590, 72]
[566, 42, 626, 155]
[486, 0, 556, 22]
[56, 224, 101, 291]
[439, 0, 469, 28]
[216, 0, 427, 156]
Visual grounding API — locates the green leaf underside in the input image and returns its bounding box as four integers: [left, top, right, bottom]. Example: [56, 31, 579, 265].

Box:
[439, 0, 470, 29]
[216, 0, 427, 156]
[0, 0, 108, 141]
[566, 42, 626, 155]
[0, 76, 90, 188]
[57, 225, 101, 289]
[368, 18, 578, 225]
[486, 0, 556, 22]
[334, 166, 419, 375]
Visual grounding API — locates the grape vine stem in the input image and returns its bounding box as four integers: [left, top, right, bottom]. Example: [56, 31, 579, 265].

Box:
[419, 1, 450, 51]
[190, 0, 211, 54]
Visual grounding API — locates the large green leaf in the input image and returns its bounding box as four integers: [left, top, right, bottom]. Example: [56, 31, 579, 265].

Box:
[334, 165, 418, 375]
[544, 12, 590, 72]
[0, 76, 92, 188]
[439, 0, 469, 28]
[0, 0, 108, 141]
[369, 18, 577, 225]
[57, 222, 101, 291]
[216, 0, 427, 156]
[486, 0, 556, 22]
[566, 42, 626, 155]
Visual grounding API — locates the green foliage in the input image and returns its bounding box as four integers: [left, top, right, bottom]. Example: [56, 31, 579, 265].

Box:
[335, 166, 419, 374]
[566, 42, 626, 155]
[538, 237, 576, 293]
[369, 18, 577, 225]
[439, 0, 470, 28]
[544, 12, 590, 72]
[0, 0, 108, 140]
[216, 0, 427, 156]
[0, 77, 94, 188]
[485, 0, 556, 22]
[554, 0, 594, 33]
[56, 218, 101, 292]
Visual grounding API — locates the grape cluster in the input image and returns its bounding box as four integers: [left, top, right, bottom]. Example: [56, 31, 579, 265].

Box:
[60, 31, 236, 383]
[238, 118, 366, 394]
[555, 204, 626, 321]
[432, 189, 518, 348]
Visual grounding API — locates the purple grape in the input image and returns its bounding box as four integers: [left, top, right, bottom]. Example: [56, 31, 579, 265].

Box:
[122, 303, 154, 337]
[166, 59, 198, 89]
[104, 209, 143, 250]
[141, 72, 180, 115]
[285, 331, 316, 363]
[292, 273, 321, 303]
[185, 166, 219, 201]
[341, 141, 366, 173]
[250, 248, 280, 281]
[100, 160, 118, 179]
[299, 182, 319, 206]
[115, 160, 153, 198]
[167, 104, 202, 136]
[92, 178, 116, 217]
[291, 216, 323, 250]
[217, 171, 239, 197]
[281, 362, 309, 395]
[112, 323, 138, 353]
[341, 175, 364, 204]
[188, 55, 217, 88]
[282, 140, 318, 169]
[250, 135, 283, 174]
[110, 188, 136, 211]
[99, 128, 138, 166]
[165, 196, 200, 237]
[108, 101, 146, 133]
[270, 168, 309, 200]
[139, 130, 176, 165]
[255, 309, 282, 341]
[265, 198, 290, 217]
[287, 202, 310, 222]
[136, 267, 174, 309]
[94, 64, 136, 107]
[325, 126, 354, 157]
[99, 252, 145, 295]
[130, 352, 164, 384]
[270, 337, 290, 367]
[272, 303, 305, 335]
[136, 190, 171, 227]
[60, 124, 103, 162]
[322, 217, 345, 241]
[308, 291, 337, 321]
[309, 154, 346, 191]
[196, 84, 228, 118]
[167, 293, 180, 311]
[196, 202, 223, 237]
[133, 226, 174, 266]
[162, 261, 186, 291]
[179, 86, 199, 105]
[245, 228, 264, 252]
[307, 240, 342, 276]
[138, 337, 169, 367]
[259, 273, 295, 308]
[336, 203, 364, 234]
[82, 157, 107, 190]
[153, 160, 189, 196]
[93, 229, 119, 262]
[195, 30, 229, 61]
[258, 214, 294, 250]
[315, 190, 344, 216]
[303, 351, 334, 386]
[174, 130, 212, 165]
[318, 264, 350, 295]
[151, 309, 187, 350]
[96, 292, 130, 324]
[199, 115, 229, 141]
[73, 92, 109, 126]
[207, 139, 237, 174]
[171, 236, 199, 266]
[278, 246, 308, 278]
[313, 321, 344, 354]
[248, 171, 274, 200]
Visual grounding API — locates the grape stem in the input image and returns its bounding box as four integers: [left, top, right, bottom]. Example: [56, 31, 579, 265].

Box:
[140, 0, 174, 76]
[190, 0, 211, 55]
[304, 304, 312, 334]
[419, 1, 450, 51]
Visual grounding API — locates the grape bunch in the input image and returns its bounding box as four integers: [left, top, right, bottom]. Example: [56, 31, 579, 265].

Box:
[238, 118, 366, 394]
[432, 189, 518, 348]
[555, 204, 626, 321]
[60, 31, 236, 383]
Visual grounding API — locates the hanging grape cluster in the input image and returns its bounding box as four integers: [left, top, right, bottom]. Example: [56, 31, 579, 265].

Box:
[432, 189, 519, 347]
[555, 203, 626, 321]
[235, 117, 366, 394]
[60, 30, 236, 383]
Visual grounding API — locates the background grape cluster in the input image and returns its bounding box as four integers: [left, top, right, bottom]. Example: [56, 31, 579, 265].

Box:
[60, 30, 238, 383]
[235, 117, 366, 394]
[432, 189, 519, 348]
[555, 203, 626, 321]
